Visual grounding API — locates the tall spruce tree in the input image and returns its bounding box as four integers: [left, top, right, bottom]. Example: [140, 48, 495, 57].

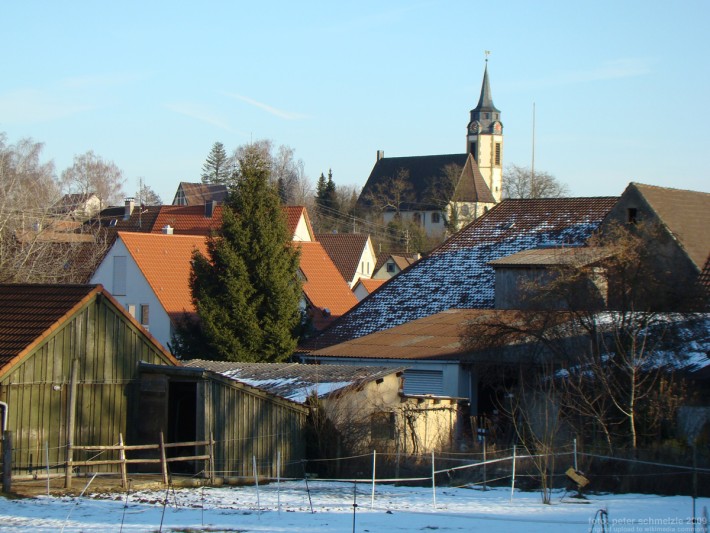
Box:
[184, 144, 302, 362]
[201, 141, 231, 184]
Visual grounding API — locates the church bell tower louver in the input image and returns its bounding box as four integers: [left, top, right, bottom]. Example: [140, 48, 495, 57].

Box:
[467, 59, 503, 202]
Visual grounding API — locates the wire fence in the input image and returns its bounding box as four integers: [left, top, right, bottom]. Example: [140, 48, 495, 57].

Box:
[4, 433, 709, 500]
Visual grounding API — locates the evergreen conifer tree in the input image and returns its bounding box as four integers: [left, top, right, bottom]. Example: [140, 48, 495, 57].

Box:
[184, 145, 302, 362]
[201, 141, 231, 184]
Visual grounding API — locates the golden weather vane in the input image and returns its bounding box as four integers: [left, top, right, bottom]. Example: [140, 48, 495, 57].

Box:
[484, 50, 491, 62]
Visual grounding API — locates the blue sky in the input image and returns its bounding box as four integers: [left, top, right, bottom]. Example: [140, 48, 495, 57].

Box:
[2, 1, 708, 203]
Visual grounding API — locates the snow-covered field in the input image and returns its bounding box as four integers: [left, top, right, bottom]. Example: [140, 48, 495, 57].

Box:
[0, 480, 708, 532]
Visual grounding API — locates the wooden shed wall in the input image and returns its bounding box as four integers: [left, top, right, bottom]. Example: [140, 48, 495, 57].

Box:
[204, 378, 307, 479]
[0, 294, 175, 472]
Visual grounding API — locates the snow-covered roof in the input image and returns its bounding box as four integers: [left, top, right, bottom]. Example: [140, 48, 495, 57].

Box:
[183, 360, 404, 404]
[302, 197, 617, 351]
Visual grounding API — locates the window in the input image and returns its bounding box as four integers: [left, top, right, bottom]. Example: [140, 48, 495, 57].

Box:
[432, 212, 440, 224]
[386, 262, 395, 273]
[413, 212, 422, 226]
[371, 411, 395, 440]
[627, 208, 638, 224]
[140, 304, 150, 327]
[470, 142, 477, 161]
[112, 256, 127, 295]
[126, 304, 136, 318]
[495, 143, 501, 166]
[461, 204, 470, 216]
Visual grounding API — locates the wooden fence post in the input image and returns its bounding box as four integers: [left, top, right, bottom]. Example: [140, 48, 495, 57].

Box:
[2, 431, 12, 493]
[208, 432, 215, 484]
[159, 432, 168, 486]
[119, 433, 127, 489]
[65, 359, 79, 489]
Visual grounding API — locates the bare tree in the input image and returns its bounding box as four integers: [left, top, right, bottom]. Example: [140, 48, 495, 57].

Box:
[229, 140, 308, 205]
[61, 150, 126, 207]
[0, 133, 109, 283]
[363, 168, 414, 217]
[462, 223, 699, 453]
[135, 181, 163, 206]
[503, 164, 569, 199]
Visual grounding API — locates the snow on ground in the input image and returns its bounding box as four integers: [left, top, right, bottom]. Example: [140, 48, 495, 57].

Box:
[0, 480, 708, 532]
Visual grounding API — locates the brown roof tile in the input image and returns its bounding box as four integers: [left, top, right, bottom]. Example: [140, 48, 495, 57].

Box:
[631, 183, 710, 270]
[308, 308, 516, 361]
[452, 154, 496, 204]
[0, 284, 179, 373]
[0, 284, 100, 367]
[315, 233, 370, 282]
[173, 182, 228, 205]
[434, 196, 618, 254]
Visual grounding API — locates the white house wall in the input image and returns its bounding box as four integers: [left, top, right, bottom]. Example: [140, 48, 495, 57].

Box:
[90, 238, 172, 351]
[350, 238, 377, 287]
[292, 215, 313, 242]
[382, 210, 447, 238]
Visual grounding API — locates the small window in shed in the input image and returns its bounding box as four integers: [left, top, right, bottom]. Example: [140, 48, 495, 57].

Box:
[371, 411, 395, 440]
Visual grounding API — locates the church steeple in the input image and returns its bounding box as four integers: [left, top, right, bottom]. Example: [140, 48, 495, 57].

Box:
[468, 61, 502, 136]
[467, 58, 503, 202]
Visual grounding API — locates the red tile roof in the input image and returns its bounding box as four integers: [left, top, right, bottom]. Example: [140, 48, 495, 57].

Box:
[119, 232, 208, 321]
[356, 278, 387, 293]
[118, 233, 356, 330]
[296, 241, 358, 330]
[151, 204, 223, 236]
[284, 206, 315, 241]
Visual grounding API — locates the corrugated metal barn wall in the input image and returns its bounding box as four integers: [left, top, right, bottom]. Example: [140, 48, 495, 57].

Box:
[0, 294, 175, 473]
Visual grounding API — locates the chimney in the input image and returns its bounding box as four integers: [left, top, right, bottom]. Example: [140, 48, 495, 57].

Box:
[162, 225, 174, 235]
[205, 200, 216, 218]
[376, 150, 384, 161]
[123, 197, 135, 220]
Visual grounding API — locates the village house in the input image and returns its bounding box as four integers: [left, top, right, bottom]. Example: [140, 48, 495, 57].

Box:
[315, 232, 377, 287]
[90, 230, 357, 351]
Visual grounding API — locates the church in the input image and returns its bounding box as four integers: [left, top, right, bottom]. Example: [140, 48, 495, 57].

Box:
[356, 62, 503, 237]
